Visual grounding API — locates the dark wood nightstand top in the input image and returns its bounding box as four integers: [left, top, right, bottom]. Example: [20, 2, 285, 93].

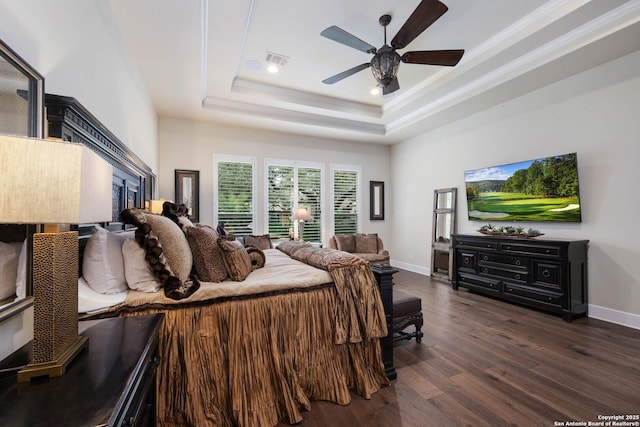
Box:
[0, 313, 163, 427]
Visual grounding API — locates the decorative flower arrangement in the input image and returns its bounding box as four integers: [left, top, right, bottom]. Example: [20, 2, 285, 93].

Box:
[477, 223, 543, 238]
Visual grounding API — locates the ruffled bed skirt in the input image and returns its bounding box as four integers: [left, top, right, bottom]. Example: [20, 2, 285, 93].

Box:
[121, 285, 389, 427]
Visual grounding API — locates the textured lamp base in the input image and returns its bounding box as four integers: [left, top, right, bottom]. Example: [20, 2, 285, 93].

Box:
[17, 336, 88, 383]
[18, 230, 85, 383]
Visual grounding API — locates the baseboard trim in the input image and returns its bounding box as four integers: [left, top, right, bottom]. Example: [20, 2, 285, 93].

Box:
[389, 259, 430, 276]
[588, 304, 640, 330]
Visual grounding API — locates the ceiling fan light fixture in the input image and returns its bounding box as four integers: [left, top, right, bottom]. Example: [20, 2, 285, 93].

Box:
[370, 46, 400, 87]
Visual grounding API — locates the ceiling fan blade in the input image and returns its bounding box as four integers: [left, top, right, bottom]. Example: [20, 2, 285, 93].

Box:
[321, 26, 377, 54]
[322, 63, 371, 84]
[391, 0, 448, 50]
[383, 77, 400, 95]
[401, 49, 464, 66]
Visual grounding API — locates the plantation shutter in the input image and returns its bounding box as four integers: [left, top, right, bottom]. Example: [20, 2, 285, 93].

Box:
[216, 159, 254, 236]
[333, 169, 359, 234]
[298, 167, 322, 242]
[267, 165, 294, 240]
[266, 161, 323, 242]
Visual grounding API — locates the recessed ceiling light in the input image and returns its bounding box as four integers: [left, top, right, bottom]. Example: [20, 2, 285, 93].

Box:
[370, 87, 381, 95]
[267, 64, 279, 74]
[245, 60, 262, 70]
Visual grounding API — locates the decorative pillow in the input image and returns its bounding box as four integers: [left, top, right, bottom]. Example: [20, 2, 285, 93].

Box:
[122, 239, 162, 292]
[246, 246, 266, 270]
[334, 234, 356, 253]
[355, 233, 379, 254]
[82, 226, 129, 294]
[143, 213, 193, 282]
[0, 241, 22, 300]
[120, 208, 199, 301]
[243, 234, 273, 250]
[217, 238, 252, 281]
[184, 225, 228, 282]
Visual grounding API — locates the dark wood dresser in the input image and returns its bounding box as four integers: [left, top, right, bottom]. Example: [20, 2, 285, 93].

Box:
[0, 313, 163, 427]
[452, 234, 588, 322]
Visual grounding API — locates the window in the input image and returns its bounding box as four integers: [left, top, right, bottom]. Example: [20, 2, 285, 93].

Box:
[214, 156, 256, 236]
[266, 160, 323, 242]
[332, 166, 361, 235]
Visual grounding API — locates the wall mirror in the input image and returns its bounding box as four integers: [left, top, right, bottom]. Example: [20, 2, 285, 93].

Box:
[431, 188, 457, 283]
[175, 169, 200, 223]
[0, 38, 44, 321]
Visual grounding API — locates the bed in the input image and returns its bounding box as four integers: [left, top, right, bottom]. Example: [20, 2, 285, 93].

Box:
[48, 95, 393, 426]
[79, 217, 390, 426]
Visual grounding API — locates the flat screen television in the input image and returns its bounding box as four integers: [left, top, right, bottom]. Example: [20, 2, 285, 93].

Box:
[464, 153, 582, 222]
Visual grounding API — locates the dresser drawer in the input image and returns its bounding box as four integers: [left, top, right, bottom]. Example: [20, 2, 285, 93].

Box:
[479, 265, 528, 283]
[499, 242, 560, 258]
[457, 273, 501, 295]
[455, 239, 498, 250]
[503, 283, 563, 308]
[478, 252, 528, 269]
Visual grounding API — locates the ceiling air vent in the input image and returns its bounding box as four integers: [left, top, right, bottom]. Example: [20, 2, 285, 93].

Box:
[265, 52, 289, 66]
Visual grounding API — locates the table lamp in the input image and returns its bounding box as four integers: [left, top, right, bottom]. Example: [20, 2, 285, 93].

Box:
[292, 207, 313, 242]
[0, 134, 112, 382]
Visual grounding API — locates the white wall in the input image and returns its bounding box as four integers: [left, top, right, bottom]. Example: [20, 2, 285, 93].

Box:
[0, 0, 158, 169]
[158, 118, 391, 246]
[0, 1, 158, 360]
[391, 50, 640, 326]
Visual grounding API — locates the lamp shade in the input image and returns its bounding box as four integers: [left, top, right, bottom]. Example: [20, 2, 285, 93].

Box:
[0, 134, 112, 224]
[292, 207, 313, 221]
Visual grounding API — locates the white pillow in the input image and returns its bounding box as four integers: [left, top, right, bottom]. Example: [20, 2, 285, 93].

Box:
[0, 241, 23, 300]
[82, 226, 129, 294]
[122, 239, 161, 292]
[15, 239, 27, 300]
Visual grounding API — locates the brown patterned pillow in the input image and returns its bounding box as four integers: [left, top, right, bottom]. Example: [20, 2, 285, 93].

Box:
[143, 213, 193, 282]
[217, 238, 252, 281]
[184, 225, 227, 282]
[246, 247, 266, 270]
[243, 234, 273, 250]
[334, 234, 356, 253]
[355, 233, 379, 254]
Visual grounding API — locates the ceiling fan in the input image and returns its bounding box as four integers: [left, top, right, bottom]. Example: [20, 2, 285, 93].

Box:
[320, 0, 464, 95]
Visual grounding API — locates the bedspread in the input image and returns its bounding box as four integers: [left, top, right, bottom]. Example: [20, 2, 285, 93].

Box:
[82, 245, 389, 426]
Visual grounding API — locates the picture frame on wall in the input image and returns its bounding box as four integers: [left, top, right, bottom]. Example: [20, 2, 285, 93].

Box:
[175, 169, 200, 223]
[370, 181, 385, 221]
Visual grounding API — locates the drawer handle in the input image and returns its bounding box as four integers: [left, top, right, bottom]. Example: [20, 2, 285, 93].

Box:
[505, 246, 511, 250]
[548, 296, 553, 301]
[508, 288, 513, 292]
[545, 249, 551, 253]
[464, 258, 470, 265]
[542, 269, 551, 278]
[515, 274, 520, 280]
[483, 268, 488, 273]
[487, 244, 492, 248]
[483, 255, 488, 261]
[515, 260, 521, 266]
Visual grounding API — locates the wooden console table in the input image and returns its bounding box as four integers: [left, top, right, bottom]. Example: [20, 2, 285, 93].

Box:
[0, 314, 163, 427]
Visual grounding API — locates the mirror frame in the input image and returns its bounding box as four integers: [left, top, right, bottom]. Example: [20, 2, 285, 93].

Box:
[0, 38, 45, 321]
[175, 169, 200, 223]
[431, 187, 457, 283]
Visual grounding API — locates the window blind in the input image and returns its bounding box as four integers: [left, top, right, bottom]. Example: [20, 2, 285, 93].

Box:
[333, 169, 359, 234]
[216, 160, 254, 236]
[266, 162, 323, 242]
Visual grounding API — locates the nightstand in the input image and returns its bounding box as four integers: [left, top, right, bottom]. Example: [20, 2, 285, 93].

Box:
[0, 313, 163, 427]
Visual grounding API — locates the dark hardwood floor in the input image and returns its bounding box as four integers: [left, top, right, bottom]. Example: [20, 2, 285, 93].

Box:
[278, 269, 640, 427]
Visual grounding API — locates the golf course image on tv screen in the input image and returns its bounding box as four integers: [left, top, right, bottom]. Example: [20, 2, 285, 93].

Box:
[465, 153, 582, 222]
